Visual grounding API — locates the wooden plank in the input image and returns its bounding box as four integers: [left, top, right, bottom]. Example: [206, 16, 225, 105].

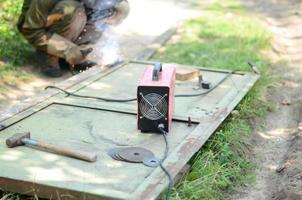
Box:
[0, 104, 197, 199]
[176, 67, 200, 81]
[0, 61, 259, 199]
[0, 178, 119, 200]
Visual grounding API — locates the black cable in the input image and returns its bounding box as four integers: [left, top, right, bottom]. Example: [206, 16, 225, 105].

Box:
[247, 61, 260, 74]
[45, 70, 234, 103]
[174, 70, 235, 98]
[158, 124, 173, 200]
[45, 86, 137, 103]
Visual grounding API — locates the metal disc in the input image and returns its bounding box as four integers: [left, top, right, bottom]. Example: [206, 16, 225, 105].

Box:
[118, 147, 155, 163]
[107, 148, 119, 160]
[143, 157, 160, 167]
[114, 152, 126, 161]
[108, 148, 125, 161]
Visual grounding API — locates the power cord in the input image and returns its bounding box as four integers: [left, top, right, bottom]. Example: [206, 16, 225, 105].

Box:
[158, 124, 173, 200]
[45, 86, 137, 103]
[46, 62, 260, 102]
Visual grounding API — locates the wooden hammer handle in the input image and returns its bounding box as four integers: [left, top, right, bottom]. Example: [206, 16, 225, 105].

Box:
[23, 139, 97, 162]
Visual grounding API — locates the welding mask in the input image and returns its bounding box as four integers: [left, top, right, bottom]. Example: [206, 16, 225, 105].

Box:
[82, 0, 130, 25]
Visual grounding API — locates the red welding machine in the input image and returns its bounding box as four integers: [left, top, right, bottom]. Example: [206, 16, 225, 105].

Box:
[137, 63, 176, 133]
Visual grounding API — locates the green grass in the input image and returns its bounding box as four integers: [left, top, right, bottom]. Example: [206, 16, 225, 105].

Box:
[0, 0, 34, 91]
[153, 1, 274, 199]
[0, 0, 33, 64]
[0, 193, 38, 200]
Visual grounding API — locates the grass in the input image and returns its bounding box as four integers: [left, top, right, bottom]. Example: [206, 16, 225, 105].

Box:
[0, 0, 34, 92]
[153, 0, 274, 199]
[0, 194, 38, 200]
[0, 0, 273, 199]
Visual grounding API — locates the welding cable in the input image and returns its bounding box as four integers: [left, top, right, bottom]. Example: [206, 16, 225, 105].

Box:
[45, 70, 237, 102]
[174, 70, 235, 98]
[247, 61, 261, 74]
[158, 124, 173, 200]
[45, 86, 137, 102]
[45, 72, 231, 103]
[175, 61, 261, 97]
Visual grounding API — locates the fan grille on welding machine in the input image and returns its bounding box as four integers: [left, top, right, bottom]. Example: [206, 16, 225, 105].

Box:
[139, 93, 168, 120]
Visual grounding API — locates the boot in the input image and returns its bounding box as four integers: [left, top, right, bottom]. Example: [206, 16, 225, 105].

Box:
[42, 55, 63, 77]
[59, 58, 97, 72]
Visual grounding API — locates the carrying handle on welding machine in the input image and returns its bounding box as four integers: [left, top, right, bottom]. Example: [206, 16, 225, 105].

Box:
[152, 63, 163, 81]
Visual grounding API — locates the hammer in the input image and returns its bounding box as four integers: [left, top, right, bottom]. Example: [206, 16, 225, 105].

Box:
[6, 132, 97, 162]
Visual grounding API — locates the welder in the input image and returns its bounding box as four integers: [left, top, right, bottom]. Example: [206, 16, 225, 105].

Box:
[17, 0, 130, 77]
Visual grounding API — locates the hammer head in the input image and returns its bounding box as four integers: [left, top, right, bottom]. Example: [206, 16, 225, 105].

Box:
[6, 132, 30, 148]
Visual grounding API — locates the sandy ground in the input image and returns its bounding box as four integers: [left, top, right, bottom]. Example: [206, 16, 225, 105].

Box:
[0, 0, 200, 111]
[229, 0, 302, 199]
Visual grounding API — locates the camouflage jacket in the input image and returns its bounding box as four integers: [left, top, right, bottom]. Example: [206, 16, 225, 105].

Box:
[18, 0, 66, 50]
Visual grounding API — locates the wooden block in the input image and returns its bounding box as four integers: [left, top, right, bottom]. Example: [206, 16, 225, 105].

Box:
[176, 68, 200, 81]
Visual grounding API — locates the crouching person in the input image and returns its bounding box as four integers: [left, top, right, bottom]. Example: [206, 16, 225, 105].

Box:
[17, 0, 129, 77]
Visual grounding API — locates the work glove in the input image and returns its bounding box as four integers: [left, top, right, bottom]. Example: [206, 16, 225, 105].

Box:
[47, 33, 93, 65]
[64, 45, 91, 65]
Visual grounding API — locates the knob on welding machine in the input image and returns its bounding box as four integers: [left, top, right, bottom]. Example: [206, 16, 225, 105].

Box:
[137, 63, 176, 133]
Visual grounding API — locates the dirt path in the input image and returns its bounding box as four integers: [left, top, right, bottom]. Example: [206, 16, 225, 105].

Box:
[0, 0, 200, 111]
[229, 0, 302, 199]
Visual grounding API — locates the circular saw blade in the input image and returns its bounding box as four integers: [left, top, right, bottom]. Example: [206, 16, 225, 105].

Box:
[118, 147, 155, 163]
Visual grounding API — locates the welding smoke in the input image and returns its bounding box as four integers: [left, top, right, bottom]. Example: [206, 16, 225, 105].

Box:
[82, 15, 124, 67]
[81, 0, 127, 67]
[86, 22, 124, 67]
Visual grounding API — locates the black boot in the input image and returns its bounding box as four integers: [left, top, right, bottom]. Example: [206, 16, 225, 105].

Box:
[73, 61, 97, 71]
[42, 55, 63, 77]
[59, 58, 97, 73]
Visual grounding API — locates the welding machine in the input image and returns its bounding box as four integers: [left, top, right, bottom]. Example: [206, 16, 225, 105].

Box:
[137, 63, 176, 133]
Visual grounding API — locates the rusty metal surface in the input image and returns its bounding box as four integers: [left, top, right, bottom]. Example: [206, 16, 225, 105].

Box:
[0, 61, 259, 199]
